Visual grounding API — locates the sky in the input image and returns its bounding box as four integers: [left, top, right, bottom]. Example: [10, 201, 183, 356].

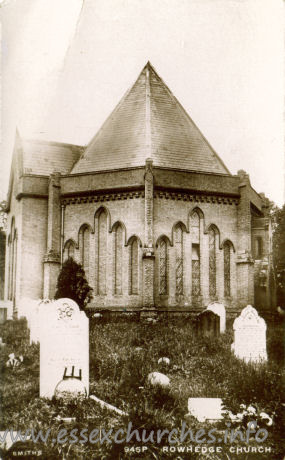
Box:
[0, 0, 284, 205]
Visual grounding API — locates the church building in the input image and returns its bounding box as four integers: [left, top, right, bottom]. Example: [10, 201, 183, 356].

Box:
[4, 62, 274, 314]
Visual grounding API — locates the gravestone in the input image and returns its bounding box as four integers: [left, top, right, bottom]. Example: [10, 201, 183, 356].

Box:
[231, 305, 267, 363]
[30, 299, 56, 344]
[188, 398, 223, 422]
[17, 298, 41, 343]
[40, 298, 89, 398]
[207, 302, 226, 333]
[0, 307, 7, 324]
[196, 310, 220, 338]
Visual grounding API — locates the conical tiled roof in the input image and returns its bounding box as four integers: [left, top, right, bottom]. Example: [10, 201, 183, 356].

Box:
[71, 62, 230, 175]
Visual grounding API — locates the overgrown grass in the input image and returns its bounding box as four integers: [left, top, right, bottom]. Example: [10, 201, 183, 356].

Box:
[0, 317, 284, 459]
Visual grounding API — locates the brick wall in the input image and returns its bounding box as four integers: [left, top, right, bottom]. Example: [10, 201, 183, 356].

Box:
[21, 197, 48, 299]
[63, 197, 145, 308]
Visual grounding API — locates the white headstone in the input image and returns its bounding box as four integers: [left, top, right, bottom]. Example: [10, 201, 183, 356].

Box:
[207, 302, 226, 333]
[232, 305, 267, 363]
[40, 298, 89, 398]
[188, 398, 223, 422]
[17, 298, 46, 344]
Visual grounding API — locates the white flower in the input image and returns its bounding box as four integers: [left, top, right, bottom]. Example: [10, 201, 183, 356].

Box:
[19, 355, 24, 362]
[266, 417, 273, 426]
[236, 413, 244, 421]
[260, 412, 269, 419]
[247, 405, 256, 414]
[240, 404, 246, 410]
[228, 411, 239, 422]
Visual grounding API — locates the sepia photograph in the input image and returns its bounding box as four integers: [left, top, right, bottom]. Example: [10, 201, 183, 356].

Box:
[0, 0, 284, 459]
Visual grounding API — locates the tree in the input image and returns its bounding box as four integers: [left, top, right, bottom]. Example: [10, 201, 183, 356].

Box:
[55, 258, 93, 310]
[272, 204, 285, 307]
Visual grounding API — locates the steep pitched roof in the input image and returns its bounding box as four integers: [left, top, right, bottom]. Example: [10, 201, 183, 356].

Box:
[72, 62, 230, 175]
[21, 139, 83, 176]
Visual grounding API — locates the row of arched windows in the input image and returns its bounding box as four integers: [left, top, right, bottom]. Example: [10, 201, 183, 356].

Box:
[64, 208, 140, 296]
[63, 208, 234, 299]
[158, 217, 233, 299]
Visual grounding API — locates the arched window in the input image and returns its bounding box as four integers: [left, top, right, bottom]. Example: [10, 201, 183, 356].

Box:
[79, 226, 90, 279]
[158, 238, 168, 295]
[224, 242, 231, 297]
[191, 212, 200, 296]
[113, 224, 123, 295]
[64, 240, 75, 261]
[174, 225, 183, 295]
[95, 209, 107, 295]
[129, 238, 139, 295]
[209, 227, 216, 297]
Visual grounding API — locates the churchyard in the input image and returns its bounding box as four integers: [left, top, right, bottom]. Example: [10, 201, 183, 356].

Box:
[0, 303, 284, 460]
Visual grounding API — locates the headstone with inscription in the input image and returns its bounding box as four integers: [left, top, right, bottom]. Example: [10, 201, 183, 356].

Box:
[40, 298, 89, 398]
[231, 305, 267, 363]
[196, 310, 220, 338]
[207, 302, 226, 333]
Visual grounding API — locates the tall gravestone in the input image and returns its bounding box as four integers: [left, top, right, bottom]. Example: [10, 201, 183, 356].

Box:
[207, 302, 226, 333]
[40, 298, 89, 398]
[196, 310, 220, 338]
[231, 305, 267, 363]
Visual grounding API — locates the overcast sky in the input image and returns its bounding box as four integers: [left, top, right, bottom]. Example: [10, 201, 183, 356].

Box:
[1, 0, 284, 205]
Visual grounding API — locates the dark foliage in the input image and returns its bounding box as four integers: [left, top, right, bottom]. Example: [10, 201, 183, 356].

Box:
[54, 258, 93, 310]
[272, 204, 285, 307]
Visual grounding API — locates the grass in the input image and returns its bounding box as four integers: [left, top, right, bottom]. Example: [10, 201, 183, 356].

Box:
[0, 316, 284, 459]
